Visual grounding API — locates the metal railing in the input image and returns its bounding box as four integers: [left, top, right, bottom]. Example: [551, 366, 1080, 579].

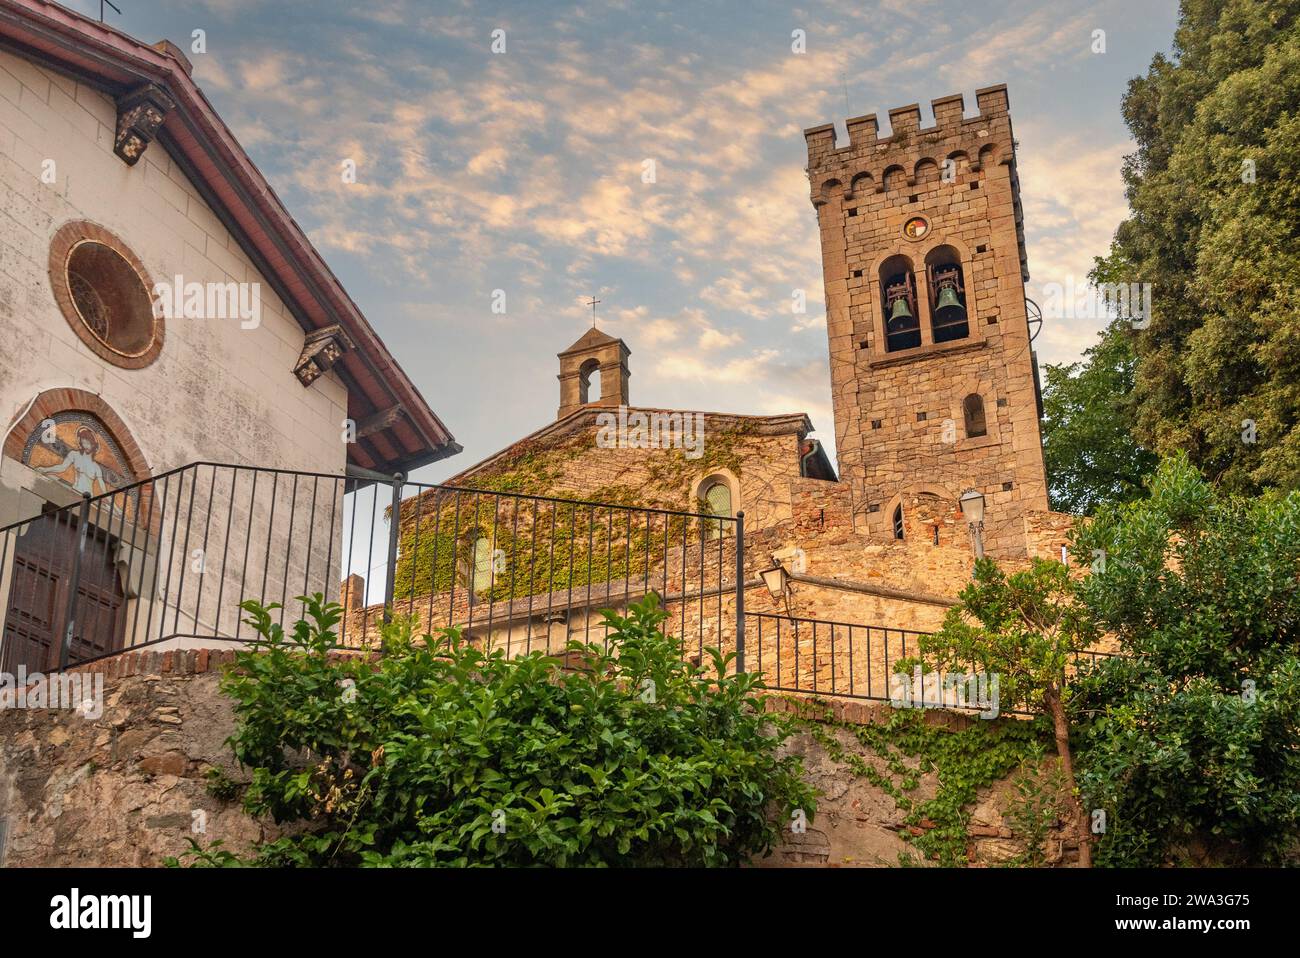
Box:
[0, 458, 1117, 704]
[748, 611, 932, 701]
[0, 462, 745, 674]
[746, 610, 1125, 709]
[354, 477, 744, 666]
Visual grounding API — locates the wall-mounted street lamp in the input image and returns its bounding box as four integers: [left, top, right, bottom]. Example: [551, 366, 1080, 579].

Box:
[959, 488, 986, 562]
[760, 558, 798, 618]
[761, 561, 791, 599]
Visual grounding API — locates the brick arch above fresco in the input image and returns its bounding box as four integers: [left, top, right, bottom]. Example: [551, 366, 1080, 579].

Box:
[3, 388, 153, 499]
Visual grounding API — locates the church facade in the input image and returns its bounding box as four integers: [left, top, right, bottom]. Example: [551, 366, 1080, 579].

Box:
[0, 1, 456, 673]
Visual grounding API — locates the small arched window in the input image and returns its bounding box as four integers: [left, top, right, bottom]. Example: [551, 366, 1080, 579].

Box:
[701, 478, 733, 538]
[696, 475, 738, 538]
[963, 393, 987, 438]
[470, 534, 495, 596]
[704, 480, 732, 518]
[892, 505, 905, 540]
[578, 358, 601, 404]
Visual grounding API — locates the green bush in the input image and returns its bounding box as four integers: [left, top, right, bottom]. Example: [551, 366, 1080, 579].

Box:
[1070, 455, 1300, 865]
[200, 594, 813, 867]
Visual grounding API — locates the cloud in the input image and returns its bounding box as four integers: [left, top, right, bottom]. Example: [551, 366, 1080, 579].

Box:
[698, 327, 742, 350]
[149, 0, 1163, 475]
[655, 348, 781, 383]
[1017, 126, 1131, 367]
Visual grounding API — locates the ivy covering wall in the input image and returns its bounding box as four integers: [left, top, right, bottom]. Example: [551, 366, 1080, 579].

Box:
[391, 421, 763, 604]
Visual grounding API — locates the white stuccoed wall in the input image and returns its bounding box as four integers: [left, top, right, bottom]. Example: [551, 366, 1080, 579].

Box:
[0, 48, 360, 655]
[0, 47, 349, 489]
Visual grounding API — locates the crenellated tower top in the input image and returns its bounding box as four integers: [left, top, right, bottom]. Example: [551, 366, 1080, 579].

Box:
[804, 84, 1026, 282]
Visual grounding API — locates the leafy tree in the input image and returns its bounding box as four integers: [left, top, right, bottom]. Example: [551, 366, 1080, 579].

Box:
[1040, 246, 1159, 513]
[187, 594, 814, 867]
[899, 559, 1101, 866]
[1070, 454, 1300, 865]
[1105, 0, 1300, 493]
[1041, 320, 1157, 514]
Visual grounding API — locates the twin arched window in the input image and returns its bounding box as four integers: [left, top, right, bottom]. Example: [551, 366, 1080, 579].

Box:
[880, 246, 969, 353]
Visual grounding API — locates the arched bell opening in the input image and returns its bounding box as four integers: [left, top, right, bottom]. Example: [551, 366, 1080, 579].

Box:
[879, 255, 920, 353]
[577, 357, 601, 404]
[925, 246, 969, 343]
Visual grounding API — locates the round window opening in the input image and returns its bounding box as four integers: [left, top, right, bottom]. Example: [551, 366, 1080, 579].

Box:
[65, 240, 156, 357]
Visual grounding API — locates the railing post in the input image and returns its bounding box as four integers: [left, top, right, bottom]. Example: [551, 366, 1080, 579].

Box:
[382, 472, 404, 625]
[59, 493, 92, 671]
[734, 510, 745, 675]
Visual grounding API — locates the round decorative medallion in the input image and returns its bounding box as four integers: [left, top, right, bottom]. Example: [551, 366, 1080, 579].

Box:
[902, 216, 930, 241]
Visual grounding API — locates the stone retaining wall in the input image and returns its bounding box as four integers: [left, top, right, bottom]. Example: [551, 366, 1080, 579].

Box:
[0, 647, 1075, 867]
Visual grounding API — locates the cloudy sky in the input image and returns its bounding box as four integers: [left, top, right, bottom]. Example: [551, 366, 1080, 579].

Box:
[69, 0, 1180, 480]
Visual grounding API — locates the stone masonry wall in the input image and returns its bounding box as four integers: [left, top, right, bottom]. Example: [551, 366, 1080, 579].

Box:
[357, 418, 1081, 701]
[0, 649, 271, 866]
[407, 409, 812, 533]
[0, 647, 1074, 867]
[760, 695, 1081, 867]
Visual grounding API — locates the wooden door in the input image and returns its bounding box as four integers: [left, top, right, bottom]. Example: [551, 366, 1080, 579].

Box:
[1, 511, 126, 673]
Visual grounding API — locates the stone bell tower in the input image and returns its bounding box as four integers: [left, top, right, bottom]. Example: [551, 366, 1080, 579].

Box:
[804, 83, 1049, 558]
[557, 327, 630, 419]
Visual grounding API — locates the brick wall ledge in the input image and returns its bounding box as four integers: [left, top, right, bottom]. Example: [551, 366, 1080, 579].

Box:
[45, 649, 979, 734]
[786, 571, 959, 608]
[56, 645, 382, 681]
[50, 644, 611, 683]
[867, 336, 987, 370]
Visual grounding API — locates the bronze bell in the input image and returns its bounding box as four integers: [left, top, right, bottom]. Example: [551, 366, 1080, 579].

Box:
[934, 284, 966, 325]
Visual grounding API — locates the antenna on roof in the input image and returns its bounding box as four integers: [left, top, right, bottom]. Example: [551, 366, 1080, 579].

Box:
[99, 0, 122, 23]
[842, 73, 850, 117]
